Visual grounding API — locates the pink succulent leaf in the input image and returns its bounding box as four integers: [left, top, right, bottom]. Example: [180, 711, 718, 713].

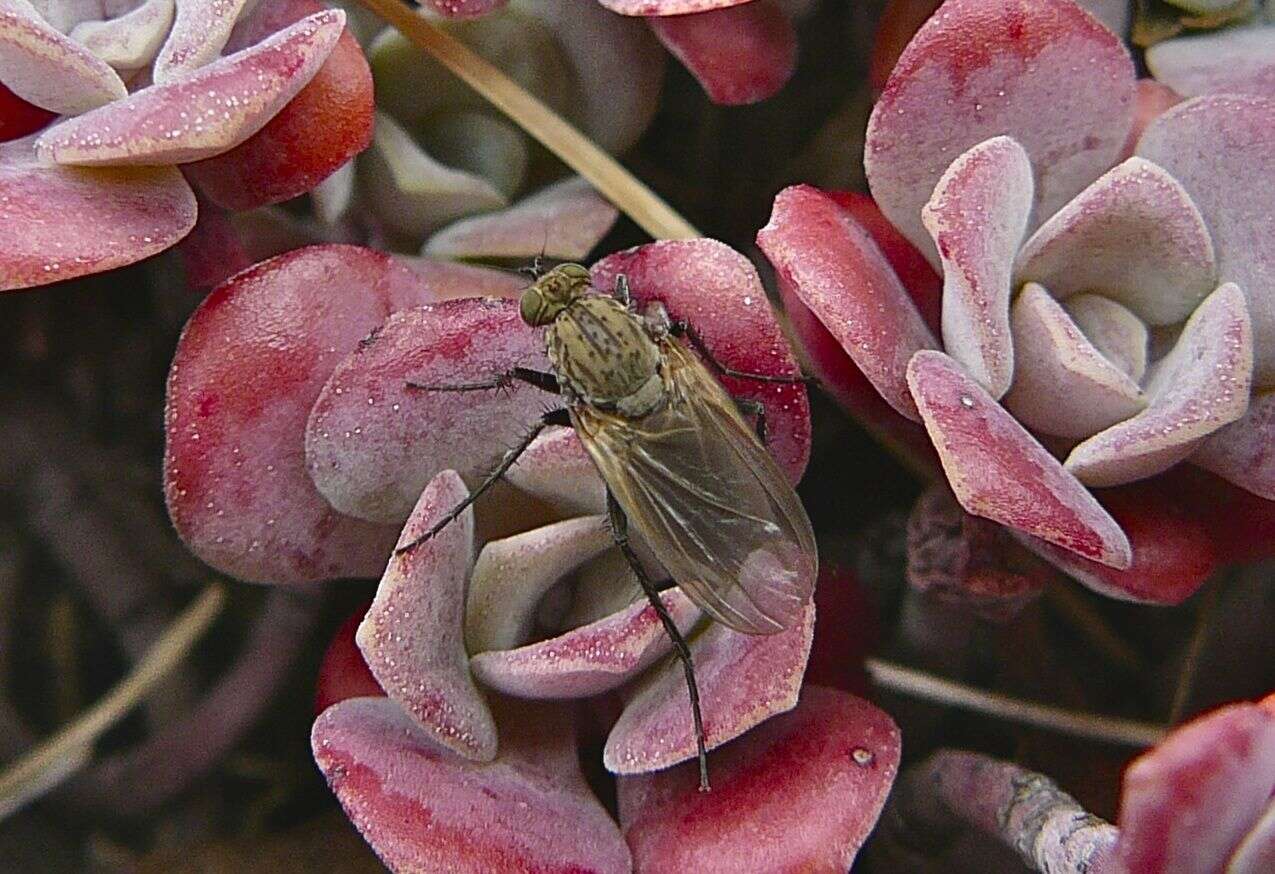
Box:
[1114, 700, 1275, 874]
[865, 0, 1135, 262]
[1193, 390, 1275, 501]
[29, 0, 102, 33]
[1015, 156, 1216, 326]
[304, 298, 550, 525]
[152, 0, 250, 83]
[906, 481, 1047, 620]
[0, 0, 126, 114]
[617, 686, 900, 873]
[0, 135, 195, 292]
[164, 245, 441, 584]
[923, 136, 1033, 398]
[1011, 475, 1217, 604]
[1065, 282, 1253, 487]
[470, 587, 701, 699]
[36, 9, 343, 165]
[68, 0, 173, 71]
[1147, 26, 1275, 99]
[1137, 95, 1275, 387]
[362, 111, 506, 241]
[1064, 293, 1149, 383]
[505, 426, 606, 517]
[604, 601, 815, 774]
[395, 254, 526, 302]
[1229, 797, 1275, 874]
[423, 176, 618, 262]
[313, 697, 631, 874]
[907, 349, 1132, 568]
[1118, 79, 1183, 162]
[464, 516, 615, 654]
[592, 239, 812, 483]
[757, 184, 938, 422]
[1003, 283, 1147, 439]
[598, 0, 750, 16]
[176, 190, 251, 290]
[648, 0, 796, 106]
[355, 470, 497, 762]
[1077, 0, 1129, 35]
[419, 0, 507, 18]
[560, 549, 645, 629]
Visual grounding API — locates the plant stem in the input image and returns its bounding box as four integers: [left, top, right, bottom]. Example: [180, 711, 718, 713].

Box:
[865, 657, 1167, 747]
[0, 586, 225, 820]
[356, 0, 701, 241]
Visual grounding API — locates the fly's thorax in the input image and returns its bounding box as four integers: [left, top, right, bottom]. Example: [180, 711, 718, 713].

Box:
[546, 295, 667, 416]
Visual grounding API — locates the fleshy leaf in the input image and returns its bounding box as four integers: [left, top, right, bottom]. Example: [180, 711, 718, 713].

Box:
[648, 0, 796, 106]
[420, 0, 508, 17]
[1137, 95, 1275, 386]
[361, 111, 506, 241]
[356, 470, 496, 761]
[423, 176, 617, 262]
[598, 0, 750, 15]
[1015, 157, 1216, 326]
[183, 0, 374, 211]
[1114, 700, 1275, 873]
[504, 425, 606, 516]
[396, 255, 525, 301]
[923, 136, 1032, 397]
[1012, 475, 1216, 603]
[1064, 293, 1148, 383]
[1119, 79, 1182, 161]
[165, 245, 437, 584]
[907, 349, 1132, 568]
[314, 605, 383, 715]
[604, 602, 815, 774]
[69, 0, 174, 70]
[1003, 283, 1146, 439]
[0, 0, 127, 114]
[470, 588, 700, 699]
[618, 686, 900, 872]
[152, 0, 250, 83]
[304, 298, 550, 524]
[36, 9, 344, 165]
[0, 136, 196, 292]
[592, 239, 811, 483]
[1147, 26, 1275, 98]
[757, 184, 938, 421]
[1230, 798, 1275, 874]
[1194, 390, 1275, 501]
[465, 516, 615, 654]
[313, 697, 631, 874]
[1065, 282, 1252, 487]
[865, 0, 1134, 262]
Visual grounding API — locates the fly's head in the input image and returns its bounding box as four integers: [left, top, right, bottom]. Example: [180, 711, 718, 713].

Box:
[519, 263, 592, 327]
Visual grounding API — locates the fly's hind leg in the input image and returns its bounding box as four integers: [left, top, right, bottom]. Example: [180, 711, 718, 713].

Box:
[606, 490, 711, 793]
[394, 408, 571, 556]
[405, 366, 560, 395]
[671, 319, 819, 388]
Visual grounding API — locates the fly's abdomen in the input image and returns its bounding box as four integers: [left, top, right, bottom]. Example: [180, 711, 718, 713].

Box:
[547, 297, 664, 414]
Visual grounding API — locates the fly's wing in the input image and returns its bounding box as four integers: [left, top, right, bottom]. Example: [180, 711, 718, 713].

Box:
[571, 340, 817, 634]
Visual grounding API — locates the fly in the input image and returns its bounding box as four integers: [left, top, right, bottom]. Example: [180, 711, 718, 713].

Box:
[397, 263, 818, 790]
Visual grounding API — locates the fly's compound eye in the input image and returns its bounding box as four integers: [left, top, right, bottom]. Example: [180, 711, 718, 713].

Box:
[558, 263, 590, 281]
[520, 287, 549, 326]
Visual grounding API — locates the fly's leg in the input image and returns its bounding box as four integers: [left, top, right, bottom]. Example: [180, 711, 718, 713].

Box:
[394, 408, 572, 556]
[611, 273, 632, 307]
[405, 366, 560, 395]
[671, 319, 818, 387]
[735, 397, 768, 446]
[606, 490, 710, 793]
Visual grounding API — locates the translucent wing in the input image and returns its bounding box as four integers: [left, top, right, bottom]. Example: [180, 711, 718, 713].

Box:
[571, 339, 817, 634]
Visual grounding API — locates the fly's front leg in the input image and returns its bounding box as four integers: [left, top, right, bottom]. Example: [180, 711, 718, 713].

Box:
[606, 490, 711, 792]
[735, 397, 768, 446]
[671, 319, 818, 388]
[611, 273, 631, 307]
[405, 366, 560, 395]
[395, 408, 572, 556]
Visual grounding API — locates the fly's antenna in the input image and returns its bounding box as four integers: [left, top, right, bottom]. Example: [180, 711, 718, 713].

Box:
[517, 226, 552, 280]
